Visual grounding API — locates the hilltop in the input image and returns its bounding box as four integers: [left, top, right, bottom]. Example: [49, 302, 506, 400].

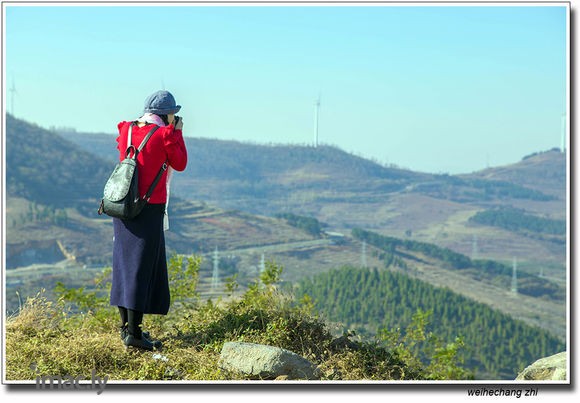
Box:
[466, 149, 566, 199]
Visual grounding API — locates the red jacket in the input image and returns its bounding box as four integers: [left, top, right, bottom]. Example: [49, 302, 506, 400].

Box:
[116, 121, 188, 204]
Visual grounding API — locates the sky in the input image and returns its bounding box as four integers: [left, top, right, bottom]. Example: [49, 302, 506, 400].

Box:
[3, 1, 569, 174]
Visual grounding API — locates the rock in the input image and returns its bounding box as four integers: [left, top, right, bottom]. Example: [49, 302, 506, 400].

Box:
[331, 333, 359, 351]
[516, 351, 567, 381]
[218, 342, 320, 380]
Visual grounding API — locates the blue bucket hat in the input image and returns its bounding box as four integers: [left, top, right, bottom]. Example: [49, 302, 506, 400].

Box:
[143, 90, 181, 115]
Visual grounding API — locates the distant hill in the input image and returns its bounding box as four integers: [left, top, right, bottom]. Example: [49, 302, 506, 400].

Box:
[62, 129, 429, 214]
[57, 122, 567, 269]
[5, 114, 111, 210]
[63, 129, 564, 216]
[10, 118, 566, 262]
[4, 116, 566, 346]
[465, 149, 566, 199]
[6, 117, 567, 272]
[4, 116, 322, 269]
[5, 115, 116, 268]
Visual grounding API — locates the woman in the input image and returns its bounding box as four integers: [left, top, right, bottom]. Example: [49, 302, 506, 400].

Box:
[110, 90, 188, 350]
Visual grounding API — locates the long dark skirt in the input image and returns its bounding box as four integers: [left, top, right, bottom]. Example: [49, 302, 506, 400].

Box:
[110, 203, 170, 315]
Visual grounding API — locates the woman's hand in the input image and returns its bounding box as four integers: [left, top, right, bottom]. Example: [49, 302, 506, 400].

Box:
[174, 116, 183, 130]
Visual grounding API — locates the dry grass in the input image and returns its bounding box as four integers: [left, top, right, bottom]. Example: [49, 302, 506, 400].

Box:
[5, 259, 473, 382]
[5, 293, 225, 381]
[3, 293, 413, 382]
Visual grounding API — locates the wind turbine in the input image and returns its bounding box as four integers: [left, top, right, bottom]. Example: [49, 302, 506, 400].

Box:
[9, 78, 17, 116]
[314, 93, 321, 147]
[561, 113, 566, 153]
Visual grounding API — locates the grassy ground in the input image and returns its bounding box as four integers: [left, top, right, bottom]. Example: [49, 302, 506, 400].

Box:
[5, 258, 473, 382]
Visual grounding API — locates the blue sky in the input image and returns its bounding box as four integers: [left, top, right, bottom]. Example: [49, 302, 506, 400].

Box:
[4, 2, 569, 174]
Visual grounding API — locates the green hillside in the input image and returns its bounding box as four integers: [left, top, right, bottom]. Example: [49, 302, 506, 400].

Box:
[469, 206, 566, 236]
[294, 266, 565, 379]
[5, 114, 110, 212]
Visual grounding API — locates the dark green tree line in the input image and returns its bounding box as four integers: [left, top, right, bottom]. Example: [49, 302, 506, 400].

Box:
[351, 228, 564, 302]
[469, 207, 566, 236]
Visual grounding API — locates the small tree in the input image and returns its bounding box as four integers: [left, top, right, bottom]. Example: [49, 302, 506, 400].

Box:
[378, 309, 474, 380]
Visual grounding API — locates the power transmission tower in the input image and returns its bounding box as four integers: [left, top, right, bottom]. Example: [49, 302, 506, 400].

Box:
[361, 241, 367, 268]
[471, 234, 479, 260]
[211, 247, 220, 292]
[258, 253, 267, 287]
[260, 253, 266, 275]
[511, 257, 518, 294]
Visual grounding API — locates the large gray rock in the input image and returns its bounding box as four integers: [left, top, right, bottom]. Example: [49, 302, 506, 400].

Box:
[516, 351, 567, 381]
[218, 342, 320, 380]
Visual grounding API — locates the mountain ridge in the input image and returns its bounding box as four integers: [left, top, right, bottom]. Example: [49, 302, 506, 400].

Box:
[60, 125, 565, 215]
[6, 115, 566, 270]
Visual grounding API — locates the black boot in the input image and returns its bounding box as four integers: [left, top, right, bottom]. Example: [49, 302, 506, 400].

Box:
[123, 334, 161, 351]
[118, 306, 151, 341]
[120, 325, 152, 342]
[118, 306, 128, 328]
[122, 309, 162, 351]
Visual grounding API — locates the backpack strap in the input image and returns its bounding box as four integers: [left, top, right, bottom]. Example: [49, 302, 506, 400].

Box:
[143, 161, 168, 202]
[126, 122, 169, 202]
[137, 124, 160, 151]
[126, 122, 159, 158]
